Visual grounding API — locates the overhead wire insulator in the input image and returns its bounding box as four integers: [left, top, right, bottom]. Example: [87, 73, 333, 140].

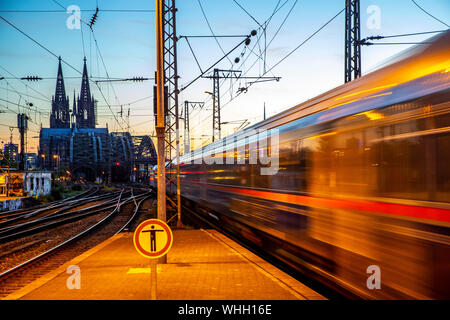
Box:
[21, 76, 42, 81]
[358, 38, 373, 46]
[89, 7, 99, 29]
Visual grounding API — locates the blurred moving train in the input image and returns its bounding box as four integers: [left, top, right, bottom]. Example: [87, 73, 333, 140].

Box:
[152, 31, 450, 299]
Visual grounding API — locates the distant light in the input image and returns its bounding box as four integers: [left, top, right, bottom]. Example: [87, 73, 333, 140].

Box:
[116, 162, 120, 166]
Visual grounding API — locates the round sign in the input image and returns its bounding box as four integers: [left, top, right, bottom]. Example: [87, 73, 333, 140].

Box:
[133, 219, 173, 259]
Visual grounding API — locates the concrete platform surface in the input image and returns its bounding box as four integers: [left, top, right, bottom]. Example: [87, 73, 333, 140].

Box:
[4, 229, 325, 300]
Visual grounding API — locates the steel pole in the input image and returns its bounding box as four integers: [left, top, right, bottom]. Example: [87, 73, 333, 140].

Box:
[150, 259, 157, 300]
[171, 0, 183, 229]
[156, 0, 167, 263]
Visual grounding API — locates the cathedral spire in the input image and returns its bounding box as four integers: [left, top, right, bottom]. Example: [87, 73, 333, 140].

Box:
[75, 57, 96, 128]
[80, 56, 91, 104]
[50, 56, 70, 128]
[55, 56, 66, 103]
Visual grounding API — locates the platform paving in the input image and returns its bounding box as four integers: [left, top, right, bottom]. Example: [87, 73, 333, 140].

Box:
[3, 229, 325, 300]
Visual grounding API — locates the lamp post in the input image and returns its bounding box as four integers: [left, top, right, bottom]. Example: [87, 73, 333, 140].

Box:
[41, 154, 45, 170]
[53, 154, 60, 179]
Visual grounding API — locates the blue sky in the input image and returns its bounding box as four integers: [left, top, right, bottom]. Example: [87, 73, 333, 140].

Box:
[0, 0, 449, 153]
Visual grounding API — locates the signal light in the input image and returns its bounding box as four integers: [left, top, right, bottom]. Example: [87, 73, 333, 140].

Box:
[116, 162, 120, 166]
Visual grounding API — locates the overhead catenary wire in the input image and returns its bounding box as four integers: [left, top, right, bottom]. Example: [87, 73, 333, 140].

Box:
[188, 0, 290, 121]
[364, 29, 448, 40]
[189, 0, 296, 125]
[1, 76, 151, 80]
[194, 5, 346, 130]
[0, 64, 51, 102]
[411, 0, 449, 28]
[232, 0, 263, 27]
[360, 29, 448, 46]
[50, 0, 127, 131]
[0, 87, 50, 103]
[365, 42, 432, 46]
[0, 76, 50, 115]
[0, 98, 49, 116]
[197, 0, 234, 67]
[0, 15, 126, 131]
[0, 9, 155, 13]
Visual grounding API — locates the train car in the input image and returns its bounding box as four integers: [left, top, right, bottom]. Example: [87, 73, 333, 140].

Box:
[172, 31, 450, 299]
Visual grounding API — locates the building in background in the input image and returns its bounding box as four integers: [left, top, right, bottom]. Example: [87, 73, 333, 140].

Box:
[38, 57, 156, 182]
[0, 170, 51, 200]
[23, 171, 51, 198]
[73, 57, 96, 129]
[25, 153, 37, 170]
[50, 57, 71, 129]
[2, 142, 19, 165]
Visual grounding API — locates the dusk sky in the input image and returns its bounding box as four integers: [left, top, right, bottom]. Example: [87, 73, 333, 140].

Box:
[1, 0, 449, 153]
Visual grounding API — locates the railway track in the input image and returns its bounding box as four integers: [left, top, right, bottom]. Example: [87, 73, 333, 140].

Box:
[0, 188, 154, 298]
[0, 185, 100, 220]
[0, 190, 123, 240]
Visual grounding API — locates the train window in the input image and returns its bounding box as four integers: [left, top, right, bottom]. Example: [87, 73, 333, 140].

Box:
[375, 136, 427, 201]
[435, 110, 450, 128]
[435, 134, 450, 202]
[305, 131, 332, 195]
[235, 138, 246, 164]
[336, 130, 371, 195]
[267, 136, 302, 192]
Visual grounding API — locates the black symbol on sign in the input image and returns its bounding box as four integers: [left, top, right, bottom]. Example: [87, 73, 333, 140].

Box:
[142, 225, 164, 252]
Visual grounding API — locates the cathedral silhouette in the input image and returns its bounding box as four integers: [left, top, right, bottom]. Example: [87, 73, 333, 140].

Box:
[38, 57, 156, 182]
[50, 56, 96, 129]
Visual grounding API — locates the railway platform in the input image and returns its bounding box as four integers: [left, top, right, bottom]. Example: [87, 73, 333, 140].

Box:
[3, 228, 325, 300]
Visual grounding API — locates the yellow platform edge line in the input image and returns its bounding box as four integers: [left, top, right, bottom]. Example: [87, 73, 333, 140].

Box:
[2, 233, 126, 300]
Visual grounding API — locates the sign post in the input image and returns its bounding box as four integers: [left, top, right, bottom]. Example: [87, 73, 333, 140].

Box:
[133, 219, 173, 300]
[150, 259, 157, 300]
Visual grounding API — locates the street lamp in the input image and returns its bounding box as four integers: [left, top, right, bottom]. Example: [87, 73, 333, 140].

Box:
[40, 154, 45, 170]
[53, 154, 60, 178]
